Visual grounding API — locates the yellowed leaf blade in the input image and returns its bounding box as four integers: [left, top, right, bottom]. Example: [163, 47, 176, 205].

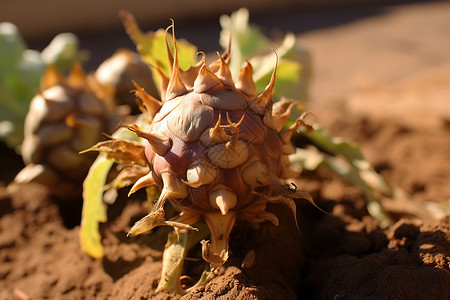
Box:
[121, 11, 198, 92]
[79, 154, 114, 258]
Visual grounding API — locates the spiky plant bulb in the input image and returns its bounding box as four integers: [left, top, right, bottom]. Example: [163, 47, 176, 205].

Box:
[95, 49, 158, 114]
[117, 24, 318, 268]
[15, 64, 120, 200]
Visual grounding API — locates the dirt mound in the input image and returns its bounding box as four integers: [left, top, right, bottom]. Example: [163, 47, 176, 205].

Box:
[1, 154, 448, 300]
[1, 98, 449, 299]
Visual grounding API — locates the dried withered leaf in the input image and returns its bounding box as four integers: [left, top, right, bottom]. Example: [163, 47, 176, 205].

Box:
[106, 165, 151, 190]
[81, 139, 147, 166]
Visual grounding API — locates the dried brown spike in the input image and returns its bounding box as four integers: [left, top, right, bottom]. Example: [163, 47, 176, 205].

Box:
[225, 112, 244, 147]
[41, 65, 66, 90]
[132, 81, 162, 120]
[180, 62, 202, 90]
[280, 111, 316, 144]
[235, 60, 256, 98]
[194, 53, 222, 94]
[208, 46, 230, 72]
[226, 112, 245, 127]
[128, 171, 157, 196]
[153, 65, 170, 101]
[249, 52, 278, 115]
[126, 124, 172, 156]
[253, 191, 301, 233]
[272, 98, 296, 132]
[222, 33, 232, 65]
[214, 112, 222, 131]
[214, 52, 234, 87]
[165, 20, 187, 100]
[164, 22, 175, 73]
[154, 172, 189, 210]
[67, 62, 90, 90]
[165, 64, 187, 100]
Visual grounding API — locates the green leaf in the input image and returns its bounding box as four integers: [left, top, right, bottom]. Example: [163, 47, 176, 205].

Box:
[290, 145, 394, 228]
[80, 116, 151, 258]
[251, 33, 311, 105]
[293, 125, 449, 225]
[41, 32, 85, 74]
[157, 221, 210, 294]
[0, 22, 83, 148]
[0, 23, 45, 147]
[219, 8, 311, 118]
[288, 125, 397, 227]
[80, 154, 113, 258]
[219, 8, 270, 80]
[0, 22, 26, 66]
[254, 58, 304, 119]
[302, 126, 391, 195]
[157, 230, 188, 293]
[121, 12, 198, 94]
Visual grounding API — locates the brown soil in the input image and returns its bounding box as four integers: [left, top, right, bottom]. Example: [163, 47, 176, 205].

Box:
[1, 2, 449, 300]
